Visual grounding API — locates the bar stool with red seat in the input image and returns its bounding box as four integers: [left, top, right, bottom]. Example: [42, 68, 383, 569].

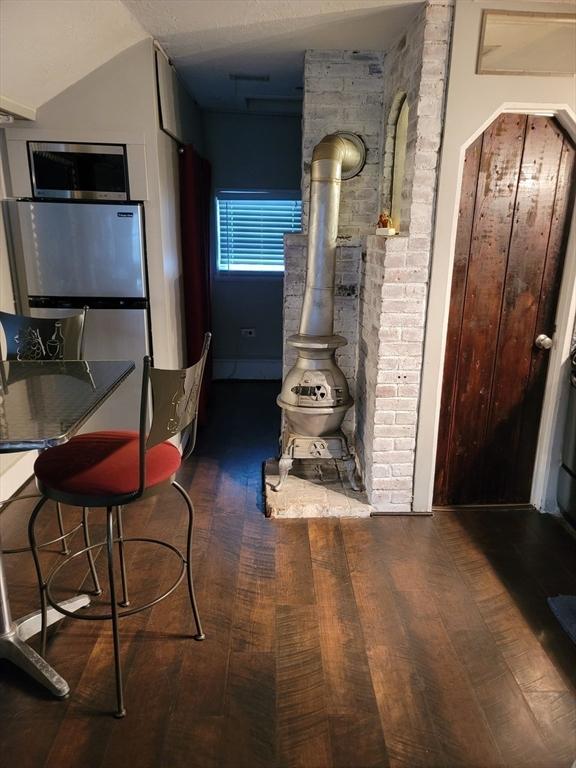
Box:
[27, 333, 211, 717]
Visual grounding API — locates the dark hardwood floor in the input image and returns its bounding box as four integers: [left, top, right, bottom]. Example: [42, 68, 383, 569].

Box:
[1, 381, 575, 768]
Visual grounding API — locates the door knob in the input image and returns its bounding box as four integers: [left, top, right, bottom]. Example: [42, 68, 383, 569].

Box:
[535, 334, 553, 350]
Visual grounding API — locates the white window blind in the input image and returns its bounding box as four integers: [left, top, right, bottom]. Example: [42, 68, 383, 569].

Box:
[216, 192, 302, 273]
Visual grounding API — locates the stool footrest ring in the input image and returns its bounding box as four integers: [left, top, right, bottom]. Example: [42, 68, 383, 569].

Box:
[3, 521, 83, 555]
[44, 537, 186, 621]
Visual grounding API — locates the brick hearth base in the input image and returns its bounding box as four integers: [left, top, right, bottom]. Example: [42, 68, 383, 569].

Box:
[263, 459, 372, 518]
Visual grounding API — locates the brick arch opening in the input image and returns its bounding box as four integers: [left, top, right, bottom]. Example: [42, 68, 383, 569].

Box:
[380, 91, 408, 224]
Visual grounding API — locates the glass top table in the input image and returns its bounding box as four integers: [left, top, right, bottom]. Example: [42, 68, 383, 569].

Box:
[0, 360, 135, 452]
[0, 359, 135, 697]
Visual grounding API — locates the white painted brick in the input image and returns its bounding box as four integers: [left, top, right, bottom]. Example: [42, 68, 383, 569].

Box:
[378, 327, 402, 341]
[375, 397, 418, 412]
[391, 491, 413, 504]
[405, 284, 428, 297]
[375, 385, 397, 398]
[392, 463, 414, 477]
[306, 50, 345, 61]
[373, 477, 413, 490]
[372, 465, 394, 479]
[384, 268, 429, 284]
[417, 95, 443, 119]
[305, 77, 345, 93]
[374, 424, 415, 438]
[421, 57, 448, 77]
[370, 492, 392, 506]
[395, 437, 416, 450]
[377, 357, 400, 370]
[373, 437, 395, 451]
[370, 450, 414, 464]
[397, 384, 420, 398]
[377, 371, 420, 384]
[383, 236, 409, 252]
[381, 299, 425, 313]
[381, 284, 407, 298]
[374, 411, 396, 425]
[379, 342, 423, 357]
[380, 312, 425, 327]
[401, 328, 424, 342]
[397, 356, 424, 370]
[395, 412, 417, 425]
[426, 4, 453, 21]
[406, 251, 431, 267]
[382, 252, 406, 268]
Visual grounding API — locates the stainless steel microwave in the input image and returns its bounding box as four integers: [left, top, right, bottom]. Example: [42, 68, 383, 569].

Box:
[27, 142, 129, 200]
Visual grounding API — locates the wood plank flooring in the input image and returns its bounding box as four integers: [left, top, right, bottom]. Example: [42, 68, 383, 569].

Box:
[0, 381, 575, 768]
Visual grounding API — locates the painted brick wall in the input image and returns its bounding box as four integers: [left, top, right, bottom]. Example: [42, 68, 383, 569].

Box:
[358, 234, 427, 509]
[358, 1, 453, 512]
[301, 50, 385, 236]
[356, 236, 386, 493]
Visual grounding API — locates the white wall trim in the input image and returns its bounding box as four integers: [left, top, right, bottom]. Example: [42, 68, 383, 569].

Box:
[0, 95, 36, 121]
[533, 186, 576, 510]
[414, 103, 576, 513]
[213, 358, 282, 380]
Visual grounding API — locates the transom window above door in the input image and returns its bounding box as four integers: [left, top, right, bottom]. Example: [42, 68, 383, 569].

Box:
[216, 191, 302, 274]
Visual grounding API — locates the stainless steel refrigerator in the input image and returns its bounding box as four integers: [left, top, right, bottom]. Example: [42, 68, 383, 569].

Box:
[5, 200, 150, 431]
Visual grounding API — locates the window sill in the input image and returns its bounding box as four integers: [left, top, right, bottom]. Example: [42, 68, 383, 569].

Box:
[213, 271, 284, 283]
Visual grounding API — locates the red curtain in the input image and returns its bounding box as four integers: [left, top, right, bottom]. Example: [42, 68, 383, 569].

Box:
[179, 145, 212, 424]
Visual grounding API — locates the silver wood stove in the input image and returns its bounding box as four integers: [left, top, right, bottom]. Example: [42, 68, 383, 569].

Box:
[275, 133, 366, 491]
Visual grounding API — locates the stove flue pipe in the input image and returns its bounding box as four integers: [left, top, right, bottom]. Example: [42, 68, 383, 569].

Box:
[299, 133, 366, 337]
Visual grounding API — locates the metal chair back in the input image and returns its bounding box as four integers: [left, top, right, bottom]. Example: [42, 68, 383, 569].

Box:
[137, 333, 211, 494]
[0, 309, 87, 361]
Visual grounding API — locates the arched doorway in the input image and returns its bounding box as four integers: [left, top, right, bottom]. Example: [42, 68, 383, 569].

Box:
[434, 113, 575, 506]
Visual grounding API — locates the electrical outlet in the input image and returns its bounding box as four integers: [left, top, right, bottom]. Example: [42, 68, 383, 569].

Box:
[241, 328, 256, 338]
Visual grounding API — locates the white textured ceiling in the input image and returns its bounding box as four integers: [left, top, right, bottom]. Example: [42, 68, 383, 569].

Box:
[0, 0, 147, 113]
[121, 0, 423, 112]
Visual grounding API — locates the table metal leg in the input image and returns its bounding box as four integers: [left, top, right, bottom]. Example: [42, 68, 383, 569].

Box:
[15, 596, 91, 642]
[0, 550, 90, 697]
[0, 630, 69, 696]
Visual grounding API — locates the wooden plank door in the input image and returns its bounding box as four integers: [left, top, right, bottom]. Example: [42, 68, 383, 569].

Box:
[434, 114, 575, 506]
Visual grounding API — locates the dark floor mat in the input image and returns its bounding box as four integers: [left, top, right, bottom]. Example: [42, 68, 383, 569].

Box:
[548, 595, 576, 645]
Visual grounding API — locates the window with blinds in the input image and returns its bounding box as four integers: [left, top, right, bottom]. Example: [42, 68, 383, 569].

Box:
[216, 192, 302, 273]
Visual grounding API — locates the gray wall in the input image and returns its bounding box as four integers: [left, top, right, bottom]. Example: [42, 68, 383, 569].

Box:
[203, 111, 302, 378]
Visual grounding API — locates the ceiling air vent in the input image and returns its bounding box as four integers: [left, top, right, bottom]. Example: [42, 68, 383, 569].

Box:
[229, 73, 270, 82]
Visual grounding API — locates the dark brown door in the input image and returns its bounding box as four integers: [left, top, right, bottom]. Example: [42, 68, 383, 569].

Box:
[434, 114, 575, 506]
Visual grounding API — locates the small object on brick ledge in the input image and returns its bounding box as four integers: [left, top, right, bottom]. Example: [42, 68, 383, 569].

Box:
[376, 211, 396, 236]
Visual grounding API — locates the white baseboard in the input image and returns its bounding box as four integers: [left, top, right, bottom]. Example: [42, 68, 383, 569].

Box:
[213, 358, 282, 380]
[0, 451, 37, 500]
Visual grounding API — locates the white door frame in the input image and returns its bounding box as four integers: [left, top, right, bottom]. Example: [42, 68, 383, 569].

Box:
[414, 103, 576, 513]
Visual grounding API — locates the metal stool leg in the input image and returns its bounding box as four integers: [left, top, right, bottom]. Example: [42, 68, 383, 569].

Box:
[56, 502, 70, 555]
[82, 507, 102, 596]
[172, 481, 205, 641]
[106, 506, 126, 718]
[116, 507, 130, 607]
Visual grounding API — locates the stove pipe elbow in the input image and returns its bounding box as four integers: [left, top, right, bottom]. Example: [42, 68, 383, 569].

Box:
[298, 133, 366, 338]
[310, 133, 364, 178]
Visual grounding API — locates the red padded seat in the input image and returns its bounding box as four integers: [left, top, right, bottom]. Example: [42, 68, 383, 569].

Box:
[34, 431, 181, 497]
